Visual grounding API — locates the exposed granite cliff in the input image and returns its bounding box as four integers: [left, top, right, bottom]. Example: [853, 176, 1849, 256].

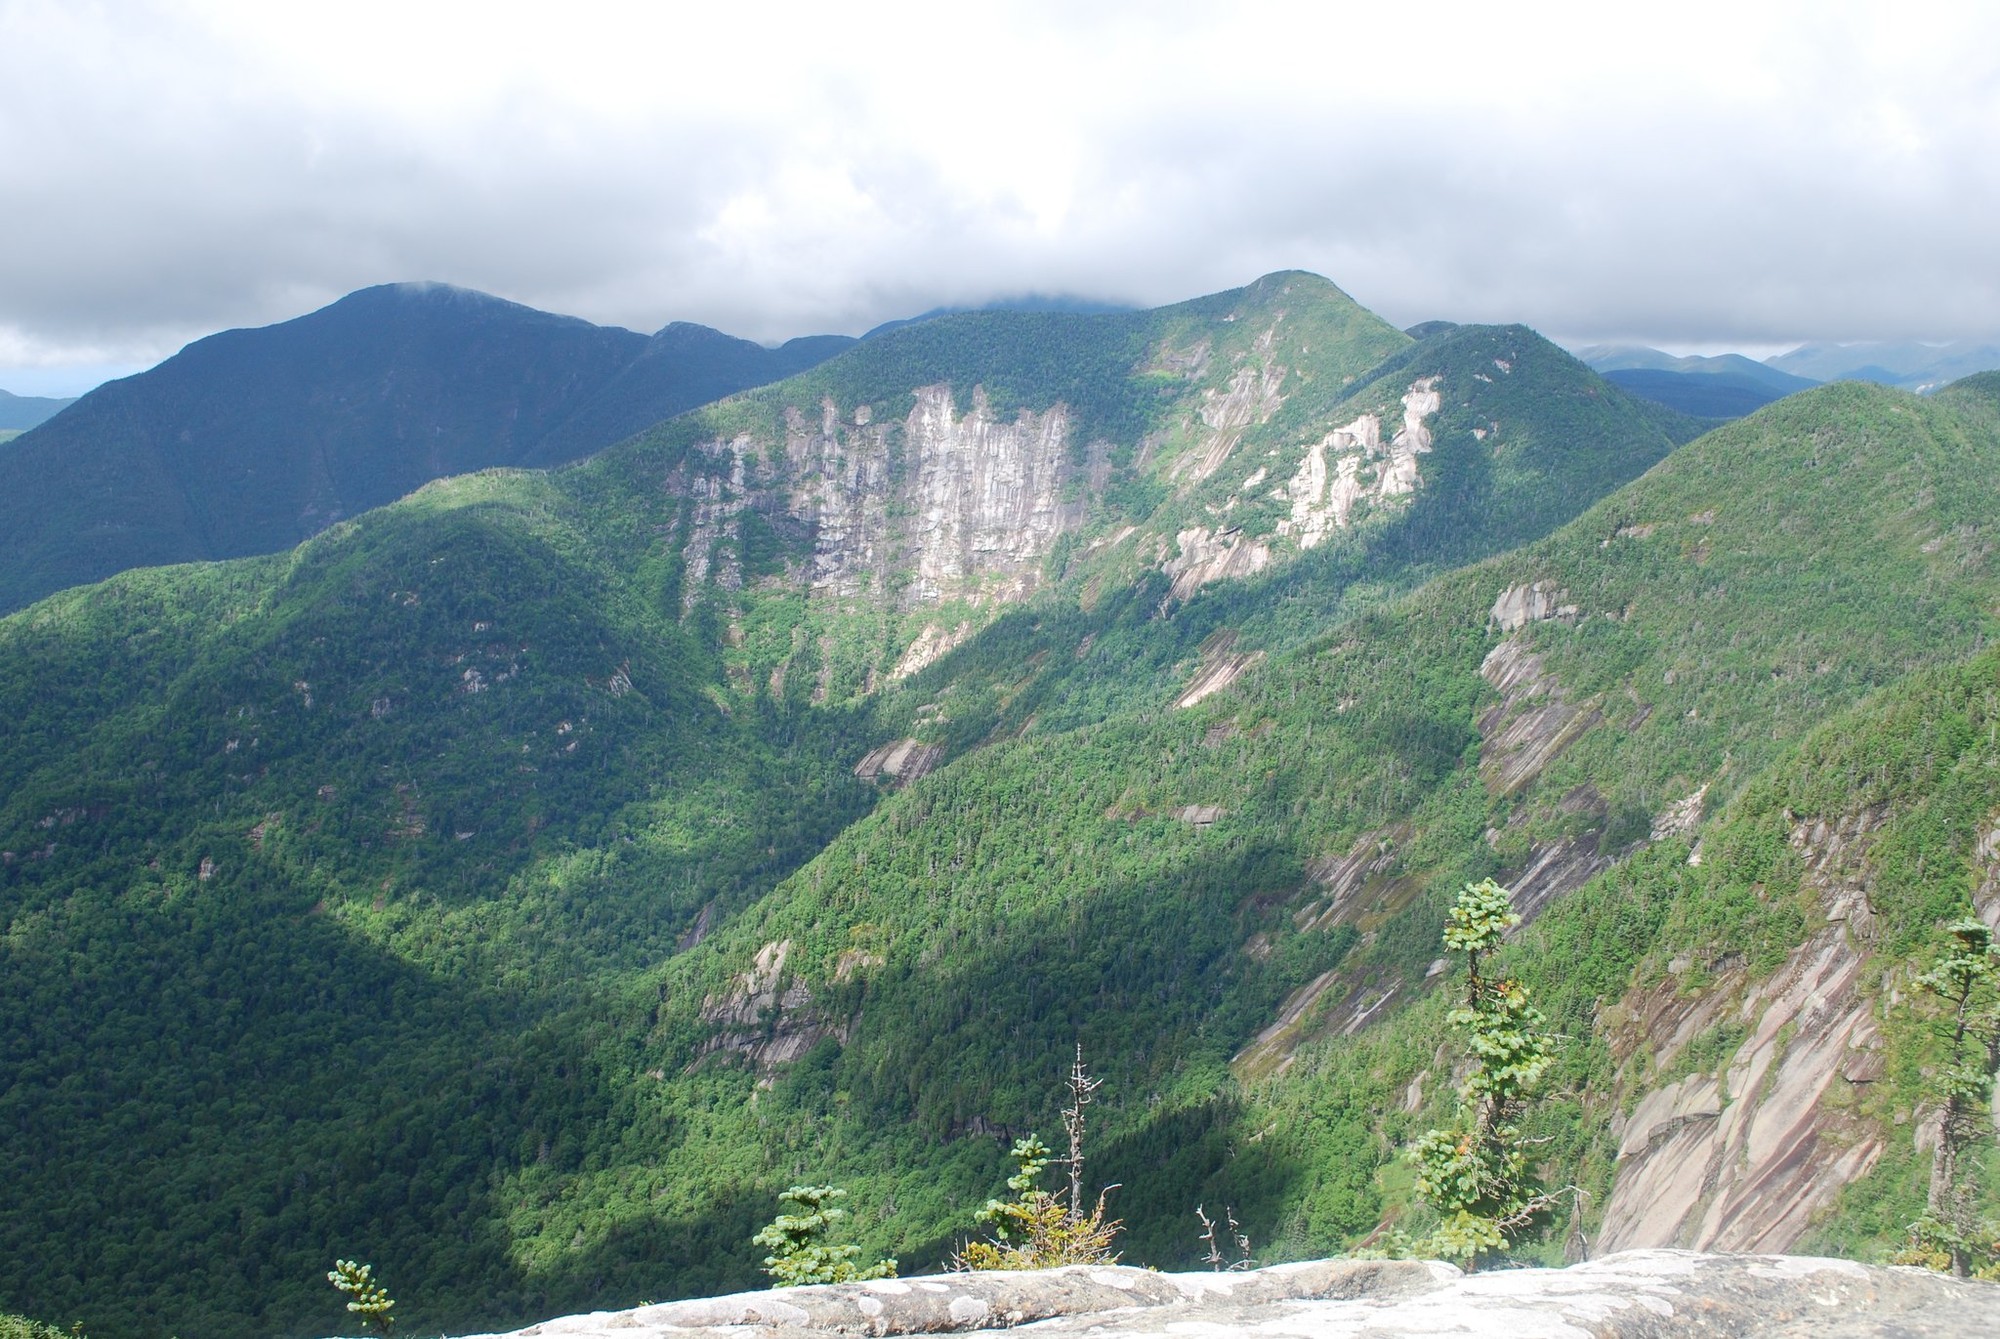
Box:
[671, 387, 1085, 614]
[1594, 802, 1998, 1255]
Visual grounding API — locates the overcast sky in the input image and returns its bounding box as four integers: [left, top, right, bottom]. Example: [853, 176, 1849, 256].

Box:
[2, 0, 1997, 395]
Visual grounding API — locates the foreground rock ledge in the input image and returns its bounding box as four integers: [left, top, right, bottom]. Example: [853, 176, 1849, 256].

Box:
[456, 1250, 1999, 1338]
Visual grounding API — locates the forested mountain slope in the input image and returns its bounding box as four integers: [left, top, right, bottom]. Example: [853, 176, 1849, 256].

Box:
[0, 275, 1892, 1339]
[0, 285, 852, 614]
[621, 375, 2000, 1282]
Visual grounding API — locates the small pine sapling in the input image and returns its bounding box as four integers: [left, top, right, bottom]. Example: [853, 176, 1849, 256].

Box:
[1405, 879, 1571, 1268]
[752, 1185, 897, 1287]
[1893, 916, 2000, 1280]
[327, 1259, 395, 1336]
[957, 1048, 1122, 1269]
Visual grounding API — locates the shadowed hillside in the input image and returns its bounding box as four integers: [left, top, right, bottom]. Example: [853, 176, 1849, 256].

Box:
[5, 280, 1988, 1337]
[0, 285, 853, 614]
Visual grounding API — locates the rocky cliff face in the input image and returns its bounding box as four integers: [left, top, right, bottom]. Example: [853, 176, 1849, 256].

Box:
[1596, 795, 2000, 1255]
[697, 939, 845, 1072]
[1276, 377, 1442, 550]
[901, 387, 1077, 605]
[674, 387, 1084, 614]
[669, 336, 1454, 689]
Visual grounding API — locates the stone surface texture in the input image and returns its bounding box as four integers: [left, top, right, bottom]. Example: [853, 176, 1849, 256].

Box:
[780, 387, 1080, 607]
[453, 1252, 1998, 1338]
[1597, 811, 1902, 1254]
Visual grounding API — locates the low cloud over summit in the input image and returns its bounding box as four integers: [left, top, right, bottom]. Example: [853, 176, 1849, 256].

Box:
[2, 0, 1997, 391]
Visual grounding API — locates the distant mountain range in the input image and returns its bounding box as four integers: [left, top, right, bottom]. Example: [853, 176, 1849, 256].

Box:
[1573, 345, 1820, 418]
[1577, 338, 2000, 418]
[0, 389, 77, 431]
[1573, 345, 1816, 393]
[0, 284, 854, 614]
[1768, 337, 2000, 390]
[861, 294, 1136, 338]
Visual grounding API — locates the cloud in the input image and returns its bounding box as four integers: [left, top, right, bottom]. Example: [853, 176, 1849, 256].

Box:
[2, 0, 1997, 390]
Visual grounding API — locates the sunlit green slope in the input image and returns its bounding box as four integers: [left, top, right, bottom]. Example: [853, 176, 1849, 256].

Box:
[625, 376, 2000, 1275]
[0, 275, 1710, 1337]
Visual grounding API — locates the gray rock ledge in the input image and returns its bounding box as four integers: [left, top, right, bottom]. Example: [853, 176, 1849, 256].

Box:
[456, 1250, 1999, 1338]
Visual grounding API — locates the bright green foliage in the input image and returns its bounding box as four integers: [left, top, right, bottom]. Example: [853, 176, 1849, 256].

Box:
[5, 292, 2000, 1337]
[327, 1259, 395, 1335]
[1894, 918, 2000, 1278]
[1407, 880, 1561, 1266]
[958, 1136, 1122, 1271]
[751, 1186, 896, 1287]
[0, 1315, 83, 1339]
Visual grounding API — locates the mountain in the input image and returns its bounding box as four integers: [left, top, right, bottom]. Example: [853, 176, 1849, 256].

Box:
[4, 276, 1995, 1337]
[1768, 338, 2000, 391]
[0, 284, 855, 615]
[637, 373, 2000, 1279]
[860, 294, 1137, 339]
[1574, 345, 1818, 419]
[0, 389, 77, 431]
[1576, 345, 1815, 392]
[1596, 369, 1788, 418]
[0, 271, 1709, 1338]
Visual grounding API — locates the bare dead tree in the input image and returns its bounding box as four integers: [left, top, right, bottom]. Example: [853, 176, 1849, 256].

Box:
[1227, 1205, 1252, 1270]
[1195, 1205, 1224, 1269]
[1062, 1042, 1101, 1218]
[1195, 1203, 1253, 1271]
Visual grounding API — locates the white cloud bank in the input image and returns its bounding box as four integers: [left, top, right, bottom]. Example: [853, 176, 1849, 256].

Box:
[2, 0, 1996, 390]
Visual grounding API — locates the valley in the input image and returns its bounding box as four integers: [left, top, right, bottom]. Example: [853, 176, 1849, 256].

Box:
[1, 276, 1996, 1339]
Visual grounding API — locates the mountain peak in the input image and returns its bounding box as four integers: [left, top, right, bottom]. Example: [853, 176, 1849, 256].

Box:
[325, 280, 611, 330]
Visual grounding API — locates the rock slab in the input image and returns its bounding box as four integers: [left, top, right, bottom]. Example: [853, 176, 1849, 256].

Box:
[455, 1250, 1998, 1338]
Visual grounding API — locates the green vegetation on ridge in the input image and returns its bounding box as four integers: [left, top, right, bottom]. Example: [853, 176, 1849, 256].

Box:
[0, 285, 855, 616]
[4, 281, 1996, 1335]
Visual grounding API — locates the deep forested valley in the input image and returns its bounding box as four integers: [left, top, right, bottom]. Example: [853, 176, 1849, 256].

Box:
[2, 274, 1997, 1337]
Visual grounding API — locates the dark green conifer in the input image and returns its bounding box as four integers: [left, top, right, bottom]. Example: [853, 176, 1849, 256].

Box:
[752, 1186, 896, 1287]
[1406, 879, 1564, 1266]
[1896, 917, 2000, 1279]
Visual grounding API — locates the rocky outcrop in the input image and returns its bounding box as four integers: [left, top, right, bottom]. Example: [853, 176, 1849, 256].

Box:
[697, 941, 841, 1071]
[891, 622, 974, 680]
[1232, 967, 1353, 1081]
[1972, 812, 2000, 931]
[855, 739, 944, 786]
[1161, 526, 1272, 603]
[900, 387, 1074, 604]
[1298, 824, 1420, 932]
[1170, 326, 1288, 484]
[1488, 580, 1579, 633]
[452, 1252, 2000, 1338]
[1478, 638, 1601, 796]
[677, 387, 1083, 615]
[1277, 377, 1443, 550]
[1504, 832, 1612, 924]
[1597, 809, 1894, 1254]
[1651, 785, 1709, 842]
[676, 436, 757, 612]
[1174, 630, 1265, 709]
[1174, 649, 1263, 708]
